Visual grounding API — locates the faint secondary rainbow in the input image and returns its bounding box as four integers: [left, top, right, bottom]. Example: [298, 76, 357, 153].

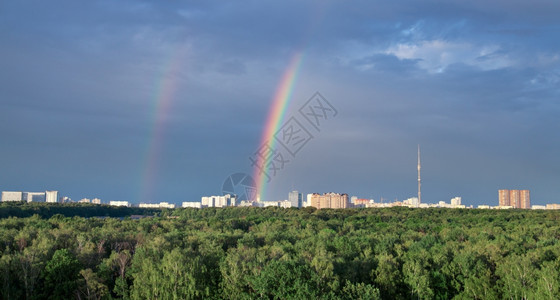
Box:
[139, 47, 188, 203]
[253, 52, 304, 201]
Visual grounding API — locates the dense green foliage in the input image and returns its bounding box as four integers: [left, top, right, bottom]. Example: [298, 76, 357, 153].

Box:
[0, 202, 163, 219]
[1, 204, 560, 299]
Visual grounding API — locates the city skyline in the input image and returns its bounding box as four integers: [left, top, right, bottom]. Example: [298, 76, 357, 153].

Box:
[1, 187, 549, 210]
[1, 1, 559, 206]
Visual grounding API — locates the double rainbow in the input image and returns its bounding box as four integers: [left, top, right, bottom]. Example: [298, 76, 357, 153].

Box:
[139, 47, 188, 203]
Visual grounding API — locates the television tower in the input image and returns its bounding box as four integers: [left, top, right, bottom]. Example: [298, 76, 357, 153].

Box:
[417, 144, 421, 206]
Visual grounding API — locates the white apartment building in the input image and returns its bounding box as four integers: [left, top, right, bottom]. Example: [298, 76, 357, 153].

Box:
[109, 201, 130, 207]
[25, 192, 46, 202]
[403, 197, 419, 207]
[158, 202, 175, 209]
[260, 200, 280, 207]
[451, 197, 462, 206]
[2, 190, 59, 203]
[201, 194, 236, 208]
[139, 202, 176, 209]
[45, 191, 59, 203]
[182, 201, 202, 208]
[1, 191, 24, 202]
[305, 194, 313, 207]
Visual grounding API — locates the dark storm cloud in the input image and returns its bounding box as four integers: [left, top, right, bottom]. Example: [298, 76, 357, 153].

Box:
[0, 0, 559, 205]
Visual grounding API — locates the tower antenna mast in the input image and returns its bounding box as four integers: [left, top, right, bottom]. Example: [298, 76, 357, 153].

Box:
[417, 144, 421, 207]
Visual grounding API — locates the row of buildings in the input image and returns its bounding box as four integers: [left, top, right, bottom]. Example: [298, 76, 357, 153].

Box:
[1, 190, 109, 205]
[110, 201, 176, 208]
[0, 191, 176, 209]
[1, 191, 59, 203]
[180, 194, 237, 209]
[1, 188, 550, 211]
[187, 192, 464, 210]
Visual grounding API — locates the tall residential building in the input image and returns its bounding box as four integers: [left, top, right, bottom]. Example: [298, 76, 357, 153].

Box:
[498, 189, 530, 209]
[498, 189, 509, 206]
[520, 190, 530, 209]
[510, 190, 520, 208]
[310, 193, 349, 209]
[45, 191, 59, 203]
[288, 191, 303, 208]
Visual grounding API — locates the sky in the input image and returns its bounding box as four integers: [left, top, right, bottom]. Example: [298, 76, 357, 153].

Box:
[1, 0, 559, 206]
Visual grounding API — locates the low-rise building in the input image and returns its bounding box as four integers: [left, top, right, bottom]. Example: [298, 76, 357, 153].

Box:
[201, 194, 236, 208]
[109, 201, 130, 207]
[403, 197, 419, 207]
[260, 200, 281, 207]
[182, 202, 202, 208]
[139, 202, 176, 209]
[159, 202, 175, 209]
[546, 204, 560, 210]
[353, 198, 370, 208]
[279, 200, 292, 208]
[26, 192, 46, 202]
[451, 197, 462, 206]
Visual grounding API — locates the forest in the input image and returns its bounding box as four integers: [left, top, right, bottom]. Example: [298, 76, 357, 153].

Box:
[1, 203, 559, 299]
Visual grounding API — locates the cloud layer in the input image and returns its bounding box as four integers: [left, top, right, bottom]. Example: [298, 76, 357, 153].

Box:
[1, 0, 559, 205]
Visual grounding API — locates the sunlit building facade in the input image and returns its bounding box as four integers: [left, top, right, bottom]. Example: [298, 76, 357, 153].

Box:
[498, 189, 530, 209]
[520, 190, 530, 209]
[109, 201, 130, 207]
[201, 194, 236, 208]
[1, 191, 24, 202]
[310, 193, 349, 209]
[45, 191, 59, 203]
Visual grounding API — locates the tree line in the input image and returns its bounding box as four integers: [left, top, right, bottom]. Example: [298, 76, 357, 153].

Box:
[0, 202, 163, 219]
[1, 203, 559, 299]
